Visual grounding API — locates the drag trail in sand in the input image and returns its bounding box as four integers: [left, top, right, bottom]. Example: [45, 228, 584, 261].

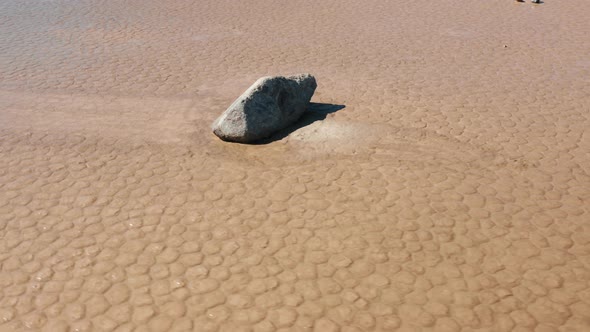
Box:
[1, 0, 589, 331]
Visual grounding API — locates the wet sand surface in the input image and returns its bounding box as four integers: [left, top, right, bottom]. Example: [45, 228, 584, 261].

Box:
[1, 0, 590, 331]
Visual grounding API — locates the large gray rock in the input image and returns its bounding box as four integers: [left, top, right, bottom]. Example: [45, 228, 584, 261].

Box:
[212, 74, 317, 143]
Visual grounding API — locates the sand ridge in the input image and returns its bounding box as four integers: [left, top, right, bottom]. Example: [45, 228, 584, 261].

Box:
[1, 0, 590, 331]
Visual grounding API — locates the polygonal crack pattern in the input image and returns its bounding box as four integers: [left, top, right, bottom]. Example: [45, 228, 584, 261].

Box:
[1, 0, 589, 331]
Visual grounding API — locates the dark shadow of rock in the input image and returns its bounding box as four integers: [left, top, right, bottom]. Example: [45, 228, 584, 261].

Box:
[253, 102, 345, 144]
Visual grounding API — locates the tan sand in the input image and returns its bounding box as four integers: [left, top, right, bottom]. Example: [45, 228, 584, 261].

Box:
[1, 0, 589, 331]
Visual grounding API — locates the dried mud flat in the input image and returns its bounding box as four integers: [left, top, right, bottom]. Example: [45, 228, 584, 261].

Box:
[1, 0, 589, 331]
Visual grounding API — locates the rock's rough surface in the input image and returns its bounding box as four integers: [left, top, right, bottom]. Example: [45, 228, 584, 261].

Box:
[212, 74, 317, 143]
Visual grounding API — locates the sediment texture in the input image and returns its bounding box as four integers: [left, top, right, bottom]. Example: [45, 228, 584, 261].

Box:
[0, 0, 589, 331]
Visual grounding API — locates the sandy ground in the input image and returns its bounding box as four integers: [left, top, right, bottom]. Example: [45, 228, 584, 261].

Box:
[1, 0, 589, 331]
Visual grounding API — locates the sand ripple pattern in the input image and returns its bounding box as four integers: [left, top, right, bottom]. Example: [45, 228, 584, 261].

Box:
[1, 0, 590, 331]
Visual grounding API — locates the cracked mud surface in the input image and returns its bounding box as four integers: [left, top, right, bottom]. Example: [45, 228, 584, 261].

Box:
[1, 0, 589, 331]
